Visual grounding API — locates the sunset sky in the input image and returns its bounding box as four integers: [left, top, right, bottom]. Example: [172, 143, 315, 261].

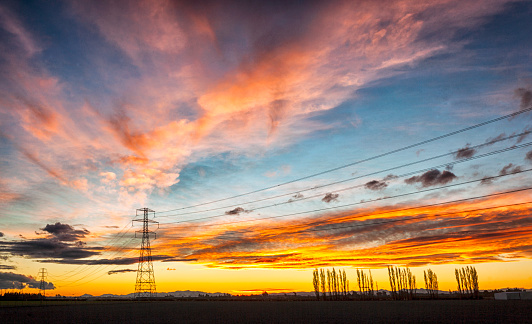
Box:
[1, 0, 532, 296]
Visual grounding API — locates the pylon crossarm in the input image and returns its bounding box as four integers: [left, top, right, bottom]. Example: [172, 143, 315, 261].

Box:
[132, 219, 159, 224]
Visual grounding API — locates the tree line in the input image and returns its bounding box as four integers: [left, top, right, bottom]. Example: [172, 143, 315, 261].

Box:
[455, 266, 479, 299]
[312, 265, 479, 300]
[312, 268, 349, 300]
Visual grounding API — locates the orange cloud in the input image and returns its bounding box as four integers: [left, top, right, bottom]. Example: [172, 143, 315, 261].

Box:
[0, 0, 518, 216]
[154, 191, 532, 269]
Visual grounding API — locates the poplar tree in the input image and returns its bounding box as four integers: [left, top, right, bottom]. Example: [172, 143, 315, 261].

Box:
[424, 269, 438, 299]
[313, 268, 320, 300]
[320, 269, 326, 300]
[327, 269, 332, 299]
[455, 266, 479, 299]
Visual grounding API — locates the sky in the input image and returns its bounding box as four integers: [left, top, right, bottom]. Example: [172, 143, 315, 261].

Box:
[0, 0, 532, 296]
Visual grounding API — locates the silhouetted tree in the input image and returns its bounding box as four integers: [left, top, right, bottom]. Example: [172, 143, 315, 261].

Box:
[388, 266, 397, 300]
[424, 269, 438, 299]
[313, 268, 350, 301]
[319, 269, 326, 300]
[356, 269, 374, 300]
[455, 266, 479, 299]
[331, 268, 337, 299]
[342, 269, 348, 297]
[388, 266, 416, 300]
[455, 268, 462, 297]
[327, 269, 332, 299]
[313, 268, 320, 300]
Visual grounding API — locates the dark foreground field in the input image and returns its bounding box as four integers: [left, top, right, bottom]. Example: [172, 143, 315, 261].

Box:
[2, 300, 532, 323]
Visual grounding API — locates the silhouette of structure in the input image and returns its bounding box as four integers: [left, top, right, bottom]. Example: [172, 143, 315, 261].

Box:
[133, 208, 158, 298]
[38, 268, 47, 297]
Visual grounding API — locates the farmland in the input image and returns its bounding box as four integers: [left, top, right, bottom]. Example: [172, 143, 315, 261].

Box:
[2, 300, 531, 323]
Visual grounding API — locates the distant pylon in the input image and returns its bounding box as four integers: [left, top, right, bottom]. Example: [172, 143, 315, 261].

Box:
[38, 268, 47, 297]
[133, 208, 159, 298]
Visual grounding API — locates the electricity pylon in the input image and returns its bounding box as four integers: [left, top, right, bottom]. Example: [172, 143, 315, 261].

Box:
[38, 268, 47, 297]
[133, 208, 158, 298]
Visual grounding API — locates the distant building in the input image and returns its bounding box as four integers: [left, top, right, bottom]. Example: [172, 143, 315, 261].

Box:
[494, 291, 532, 300]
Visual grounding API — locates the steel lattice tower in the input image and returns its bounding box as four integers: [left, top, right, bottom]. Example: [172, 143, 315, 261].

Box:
[133, 208, 158, 298]
[38, 268, 47, 297]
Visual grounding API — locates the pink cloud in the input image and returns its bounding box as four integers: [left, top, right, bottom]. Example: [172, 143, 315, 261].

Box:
[0, 5, 40, 56]
[0, 0, 517, 209]
[70, 0, 186, 62]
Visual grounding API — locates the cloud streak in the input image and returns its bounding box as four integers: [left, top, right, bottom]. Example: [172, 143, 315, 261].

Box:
[154, 193, 532, 269]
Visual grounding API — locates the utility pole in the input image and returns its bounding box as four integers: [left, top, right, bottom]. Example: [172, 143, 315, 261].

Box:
[133, 208, 158, 298]
[38, 268, 47, 297]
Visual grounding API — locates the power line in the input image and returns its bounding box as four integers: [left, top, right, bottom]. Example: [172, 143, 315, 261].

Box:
[48, 142, 532, 286]
[156, 137, 532, 220]
[51, 224, 135, 281]
[46, 110, 532, 289]
[56, 243, 140, 288]
[55, 236, 138, 287]
[159, 183, 532, 233]
[54, 185, 532, 287]
[160, 189, 532, 243]
[156, 107, 532, 214]
[157, 157, 532, 228]
[56, 209, 159, 288]
[299, 200, 532, 234]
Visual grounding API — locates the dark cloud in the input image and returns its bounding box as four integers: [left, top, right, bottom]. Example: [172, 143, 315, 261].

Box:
[0, 222, 103, 262]
[0, 232, 4, 237]
[41, 222, 89, 241]
[0, 239, 102, 260]
[107, 269, 136, 275]
[365, 180, 387, 191]
[383, 174, 398, 181]
[0, 272, 54, 290]
[480, 176, 494, 186]
[499, 163, 522, 176]
[515, 87, 532, 110]
[485, 133, 506, 146]
[454, 144, 476, 159]
[404, 169, 457, 187]
[322, 193, 339, 203]
[161, 257, 199, 262]
[516, 127, 531, 144]
[39, 255, 186, 265]
[526, 150, 532, 163]
[0, 265, 16, 270]
[225, 207, 250, 215]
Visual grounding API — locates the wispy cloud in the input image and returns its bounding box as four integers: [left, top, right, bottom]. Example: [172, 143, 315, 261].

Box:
[0, 0, 516, 207]
[155, 191, 532, 269]
[0, 0, 526, 273]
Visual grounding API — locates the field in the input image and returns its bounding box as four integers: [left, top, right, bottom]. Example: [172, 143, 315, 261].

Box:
[2, 300, 532, 323]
